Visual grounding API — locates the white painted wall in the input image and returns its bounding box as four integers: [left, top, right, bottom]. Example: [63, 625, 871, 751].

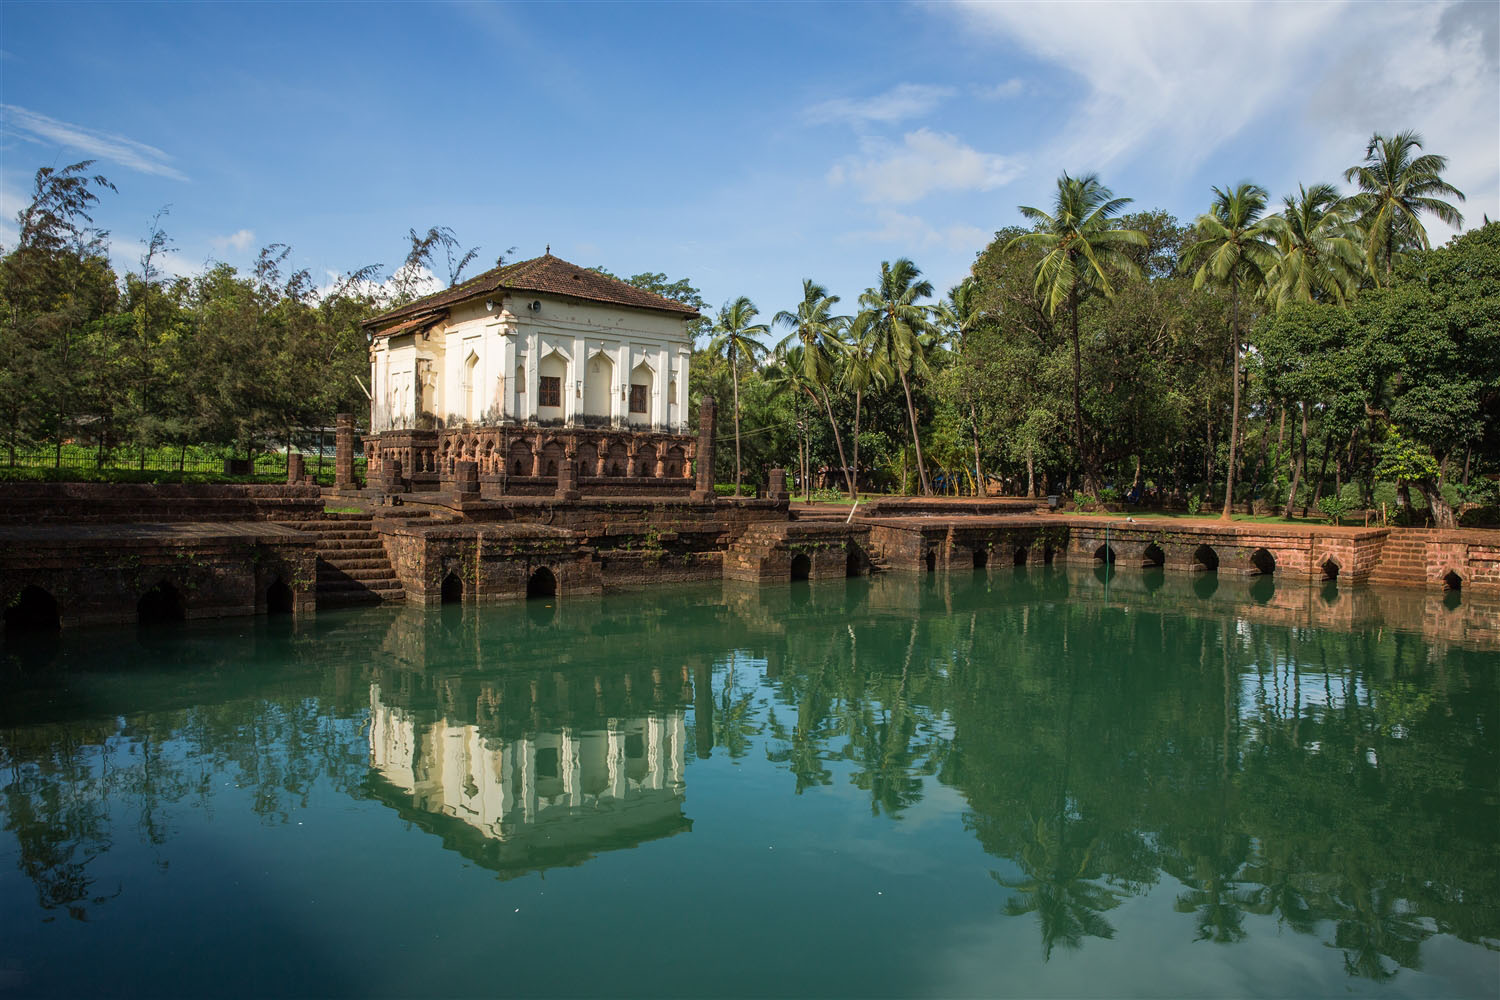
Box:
[369, 293, 694, 432]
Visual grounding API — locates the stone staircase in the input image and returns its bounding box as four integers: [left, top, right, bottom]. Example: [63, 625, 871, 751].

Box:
[303, 512, 406, 607]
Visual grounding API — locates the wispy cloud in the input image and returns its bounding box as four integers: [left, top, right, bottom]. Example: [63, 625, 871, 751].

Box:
[211, 228, 256, 253]
[971, 78, 1025, 100]
[828, 128, 1020, 204]
[2, 104, 187, 180]
[943, 0, 1499, 237]
[946, 1, 1340, 171]
[845, 209, 989, 253]
[806, 83, 956, 126]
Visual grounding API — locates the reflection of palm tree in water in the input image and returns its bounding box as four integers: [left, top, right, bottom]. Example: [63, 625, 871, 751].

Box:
[1331, 869, 1429, 982]
[992, 645, 1122, 958]
[1171, 620, 1253, 944]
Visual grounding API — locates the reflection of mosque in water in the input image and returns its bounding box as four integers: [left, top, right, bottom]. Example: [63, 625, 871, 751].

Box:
[367, 684, 689, 877]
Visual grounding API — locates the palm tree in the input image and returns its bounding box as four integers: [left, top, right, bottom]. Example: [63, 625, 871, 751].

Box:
[1182, 183, 1280, 519]
[841, 321, 892, 499]
[855, 259, 938, 495]
[708, 296, 768, 496]
[1343, 130, 1465, 284]
[1264, 182, 1364, 310]
[775, 280, 857, 498]
[1007, 173, 1144, 494]
[933, 278, 986, 494]
[764, 345, 818, 499]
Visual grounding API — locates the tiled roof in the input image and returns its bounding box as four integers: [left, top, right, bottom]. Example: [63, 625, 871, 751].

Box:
[365, 253, 700, 332]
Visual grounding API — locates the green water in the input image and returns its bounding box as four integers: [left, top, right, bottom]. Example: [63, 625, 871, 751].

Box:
[2, 569, 1497, 998]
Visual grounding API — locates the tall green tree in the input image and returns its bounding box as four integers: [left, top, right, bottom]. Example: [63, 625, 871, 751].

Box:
[1183, 183, 1281, 518]
[0, 161, 119, 465]
[708, 296, 768, 495]
[855, 259, 938, 495]
[841, 317, 893, 497]
[1008, 173, 1145, 493]
[933, 277, 986, 491]
[1343, 130, 1465, 285]
[775, 279, 857, 497]
[1265, 183, 1365, 310]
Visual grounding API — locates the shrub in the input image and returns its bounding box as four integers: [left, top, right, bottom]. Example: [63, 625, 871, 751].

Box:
[1186, 495, 1203, 516]
[1317, 494, 1350, 526]
[1098, 486, 1120, 504]
[1072, 490, 1088, 511]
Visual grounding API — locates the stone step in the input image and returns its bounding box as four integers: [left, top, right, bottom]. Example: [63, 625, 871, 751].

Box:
[319, 566, 400, 583]
[315, 538, 387, 551]
[304, 528, 381, 540]
[318, 589, 405, 607]
[316, 556, 392, 572]
[318, 578, 402, 594]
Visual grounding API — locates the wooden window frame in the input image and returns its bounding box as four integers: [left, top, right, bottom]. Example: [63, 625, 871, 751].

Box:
[539, 375, 561, 408]
[629, 383, 648, 414]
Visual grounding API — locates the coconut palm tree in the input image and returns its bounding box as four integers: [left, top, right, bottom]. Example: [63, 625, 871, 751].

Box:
[855, 259, 938, 495]
[1343, 130, 1465, 284]
[841, 321, 892, 499]
[775, 280, 857, 498]
[933, 277, 986, 493]
[1182, 183, 1280, 519]
[1007, 173, 1145, 494]
[707, 296, 768, 497]
[1264, 182, 1364, 310]
[764, 345, 819, 499]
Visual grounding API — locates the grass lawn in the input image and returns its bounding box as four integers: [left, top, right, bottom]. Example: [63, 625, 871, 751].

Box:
[1065, 510, 1356, 526]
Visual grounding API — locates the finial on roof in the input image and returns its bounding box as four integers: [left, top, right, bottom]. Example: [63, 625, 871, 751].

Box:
[545, 244, 550, 255]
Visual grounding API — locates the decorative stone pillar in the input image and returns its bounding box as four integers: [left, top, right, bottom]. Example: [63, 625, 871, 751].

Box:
[335, 413, 356, 489]
[381, 457, 404, 494]
[691, 398, 716, 502]
[455, 460, 479, 497]
[768, 467, 789, 502]
[556, 459, 581, 501]
[286, 453, 305, 486]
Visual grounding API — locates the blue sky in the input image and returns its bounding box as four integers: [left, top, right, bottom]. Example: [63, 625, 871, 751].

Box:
[3, 1, 1496, 329]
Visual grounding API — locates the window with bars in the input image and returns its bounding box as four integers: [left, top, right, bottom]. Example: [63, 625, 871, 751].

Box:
[539, 376, 561, 408]
[629, 384, 648, 413]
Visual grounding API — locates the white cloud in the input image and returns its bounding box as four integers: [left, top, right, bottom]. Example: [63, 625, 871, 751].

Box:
[830, 128, 1021, 204]
[948, 2, 1341, 171]
[1, 104, 188, 180]
[806, 83, 956, 125]
[846, 209, 990, 253]
[943, 0, 1498, 234]
[972, 78, 1025, 100]
[1298, 1, 1499, 244]
[211, 228, 256, 253]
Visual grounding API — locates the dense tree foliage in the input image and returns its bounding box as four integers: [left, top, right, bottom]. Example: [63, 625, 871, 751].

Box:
[3, 129, 1492, 514]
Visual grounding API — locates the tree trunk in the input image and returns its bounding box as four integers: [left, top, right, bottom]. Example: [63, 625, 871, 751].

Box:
[1221, 276, 1241, 520]
[897, 367, 931, 495]
[969, 402, 983, 497]
[1068, 293, 1096, 493]
[819, 389, 856, 499]
[1247, 402, 1274, 515]
[1026, 451, 1035, 499]
[1284, 401, 1308, 519]
[731, 345, 742, 497]
[1417, 480, 1456, 528]
[1309, 432, 1333, 516]
[852, 389, 862, 498]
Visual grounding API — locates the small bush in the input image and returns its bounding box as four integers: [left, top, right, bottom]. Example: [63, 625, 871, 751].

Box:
[1072, 490, 1088, 511]
[1098, 486, 1120, 504]
[714, 483, 755, 497]
[808, 487, 845, 502]
[1317, 494, 1350, 526]
[1186, 495, 1203, 516]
